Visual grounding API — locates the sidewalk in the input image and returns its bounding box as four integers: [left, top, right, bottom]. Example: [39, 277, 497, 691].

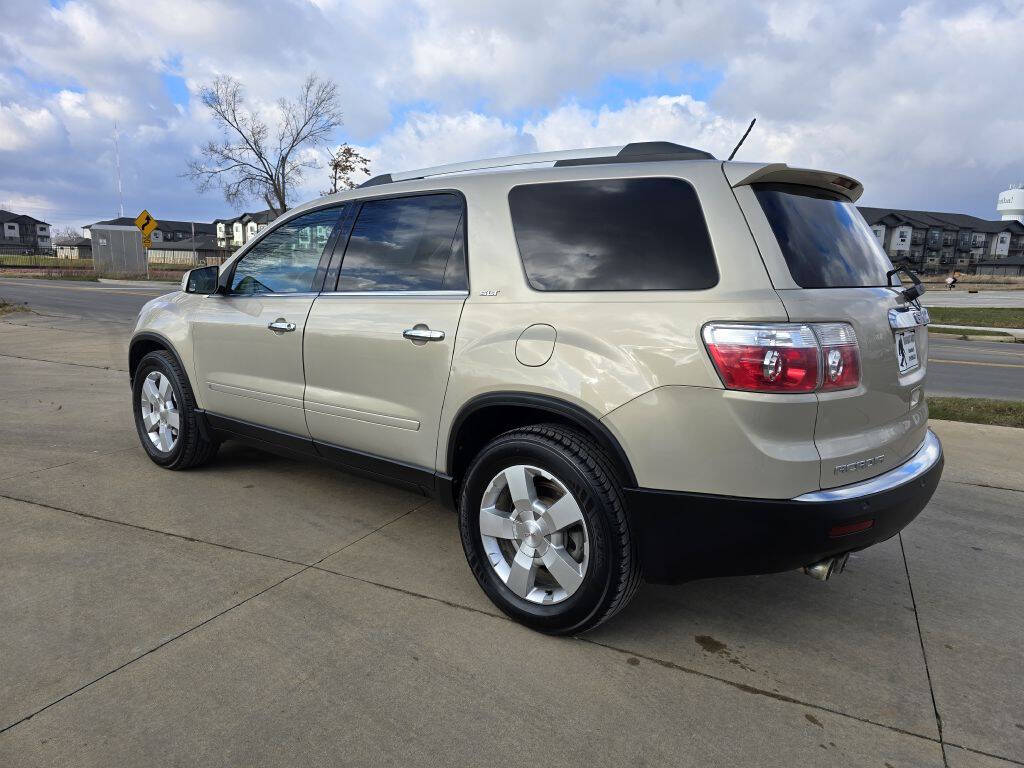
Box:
[931, 323, 1024, 341]
[97, 278, 178, 289]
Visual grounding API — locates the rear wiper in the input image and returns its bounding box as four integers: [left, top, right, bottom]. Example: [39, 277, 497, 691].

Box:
[886, 266, 925, 303]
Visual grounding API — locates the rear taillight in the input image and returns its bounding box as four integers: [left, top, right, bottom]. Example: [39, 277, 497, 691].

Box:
[702, 322, 860, 394]
[702, 324, 819, 393]
[814, 323, 860, 391]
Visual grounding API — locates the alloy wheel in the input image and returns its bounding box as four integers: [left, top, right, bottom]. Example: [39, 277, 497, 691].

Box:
[479, 464, 590, 605]
[139, 371, 179, 452]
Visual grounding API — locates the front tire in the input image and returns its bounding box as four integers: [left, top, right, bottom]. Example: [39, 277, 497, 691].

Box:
[132, 350, 218, 470]
[458, 424, 641, 634]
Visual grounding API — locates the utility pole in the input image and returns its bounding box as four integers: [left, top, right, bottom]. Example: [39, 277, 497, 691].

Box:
[113, 121, 124, 218]
[191, 221, 197, 265]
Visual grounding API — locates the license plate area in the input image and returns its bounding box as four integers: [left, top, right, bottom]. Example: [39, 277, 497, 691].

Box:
[895, 330, 919, 374]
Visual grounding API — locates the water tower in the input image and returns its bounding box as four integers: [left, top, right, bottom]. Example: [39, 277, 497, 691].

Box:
[997, 184, 1024, 223]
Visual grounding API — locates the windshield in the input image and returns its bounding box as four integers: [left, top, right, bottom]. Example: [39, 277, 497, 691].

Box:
[754, 183, 894, 288]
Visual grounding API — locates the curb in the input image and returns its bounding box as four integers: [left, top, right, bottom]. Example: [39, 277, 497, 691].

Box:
[930, 324, 1024, 342]
[929, 332, 1022, 343]
[97, 278, 178, 288]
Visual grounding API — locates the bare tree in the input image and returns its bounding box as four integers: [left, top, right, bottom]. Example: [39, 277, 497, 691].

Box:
[52, 225, 82, 244]
[186, 73, 358, 215]
[322, 145, 371, 195]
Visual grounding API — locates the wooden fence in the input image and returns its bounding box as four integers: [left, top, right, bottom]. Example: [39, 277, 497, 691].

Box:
[0, 254, 94, 270]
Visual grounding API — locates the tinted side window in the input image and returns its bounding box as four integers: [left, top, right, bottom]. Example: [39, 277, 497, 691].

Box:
[441, 215, 468, 290]
[230, 207, 342, 294]
[508, 178, 718, 291]
[337, 194, 464, 292]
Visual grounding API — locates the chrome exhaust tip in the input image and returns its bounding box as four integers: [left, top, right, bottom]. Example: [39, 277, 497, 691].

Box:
[803, 553, 849, 581]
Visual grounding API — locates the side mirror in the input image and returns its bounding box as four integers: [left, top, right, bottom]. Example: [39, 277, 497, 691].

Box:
[183, 265, 220, 294]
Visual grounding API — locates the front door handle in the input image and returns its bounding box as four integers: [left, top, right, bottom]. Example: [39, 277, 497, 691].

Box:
[403, 326, 445, 343]
[268, 319, 296, 333]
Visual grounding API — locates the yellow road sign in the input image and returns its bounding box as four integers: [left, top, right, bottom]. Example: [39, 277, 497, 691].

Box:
[134, 210, 158, 237]
[142, 235, 153, 249]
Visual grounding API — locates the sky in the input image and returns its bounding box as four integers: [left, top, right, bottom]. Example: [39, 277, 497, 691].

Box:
[1, 0, 1022, 232]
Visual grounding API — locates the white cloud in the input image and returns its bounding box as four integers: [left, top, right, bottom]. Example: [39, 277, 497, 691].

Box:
[524, 97, 739, 156]
[362, 111, 533, 174]
[0, 0, 1021, 230]
[0, 103, 62, 151]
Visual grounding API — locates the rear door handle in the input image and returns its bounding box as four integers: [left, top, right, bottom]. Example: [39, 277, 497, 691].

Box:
[268, 319, 296, 333]
[403, 327, 445, 342]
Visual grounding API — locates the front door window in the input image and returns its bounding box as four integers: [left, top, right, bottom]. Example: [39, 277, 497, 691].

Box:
[230, 207, 343, 295]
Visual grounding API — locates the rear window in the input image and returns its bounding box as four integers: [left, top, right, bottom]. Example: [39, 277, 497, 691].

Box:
[508, 178, 718, 291]
[754, 183, 893, 288]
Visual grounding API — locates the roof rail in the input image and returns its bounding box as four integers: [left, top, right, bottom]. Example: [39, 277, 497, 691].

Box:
[357, 142, 715, 188]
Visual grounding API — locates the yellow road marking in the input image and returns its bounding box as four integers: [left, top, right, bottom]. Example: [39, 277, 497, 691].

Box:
[929, 358, 1024, 369]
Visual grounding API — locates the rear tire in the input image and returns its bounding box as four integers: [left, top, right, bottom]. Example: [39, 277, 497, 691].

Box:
[132, 350, 218, 470]
[458, 424, 641, 634]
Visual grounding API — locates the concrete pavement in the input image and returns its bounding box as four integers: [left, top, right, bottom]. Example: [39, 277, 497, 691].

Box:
[1, 318, 1023, 767]
[932, 324, 1024, 340]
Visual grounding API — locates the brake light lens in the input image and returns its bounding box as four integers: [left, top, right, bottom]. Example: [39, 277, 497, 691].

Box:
[702, 324, 818, 392]
[702, 322, 860, 394]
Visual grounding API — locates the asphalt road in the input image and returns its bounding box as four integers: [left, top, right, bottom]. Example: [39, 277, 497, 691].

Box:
[0, 277, 170, 326]
[2, 277, 1022, 399]
[928, 337, 1024, 400]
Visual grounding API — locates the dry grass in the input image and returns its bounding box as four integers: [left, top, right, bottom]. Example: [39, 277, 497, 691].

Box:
[0, 297, 30, 316]
[929, 397, 1024, 428]
[922, 274, 1024, 289]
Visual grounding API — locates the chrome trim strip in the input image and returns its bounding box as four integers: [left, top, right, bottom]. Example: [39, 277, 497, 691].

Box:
[390, 146, 622, 182]
[207, 382, 304, 409]
[303, 400, 420, 431]
[318, 290, 469, 298]
[889, 307, 930, 330]
[793, 430, 941, 502]
[243, 292, 319, 299]
[207, 292, 320, 299]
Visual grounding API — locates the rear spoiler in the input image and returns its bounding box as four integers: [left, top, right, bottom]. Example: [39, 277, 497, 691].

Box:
[723, 162, 864, 202]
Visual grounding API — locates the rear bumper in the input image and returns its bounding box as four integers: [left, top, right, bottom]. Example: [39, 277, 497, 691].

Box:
[625, 430, 943, 584]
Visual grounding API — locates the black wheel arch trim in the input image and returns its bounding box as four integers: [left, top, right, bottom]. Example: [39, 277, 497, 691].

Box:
[129, 331, 190, 386]
[130, 335, 216, 447]
[446, 392, 638, 487]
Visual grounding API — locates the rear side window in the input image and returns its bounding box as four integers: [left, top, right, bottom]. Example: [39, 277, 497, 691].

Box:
[337, 193, 465, 292]
[508, 178, 718, 291]
[753, 183, 894, 288]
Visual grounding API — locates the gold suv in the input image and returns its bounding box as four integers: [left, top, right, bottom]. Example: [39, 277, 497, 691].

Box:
[129, 142, 943, 633]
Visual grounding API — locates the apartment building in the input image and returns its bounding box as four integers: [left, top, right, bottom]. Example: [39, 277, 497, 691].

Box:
[214, 210, 275, 248]
[83, 217, 216, 243]
[859, 207, 1024, 273]
[0, 210, 51, 249]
